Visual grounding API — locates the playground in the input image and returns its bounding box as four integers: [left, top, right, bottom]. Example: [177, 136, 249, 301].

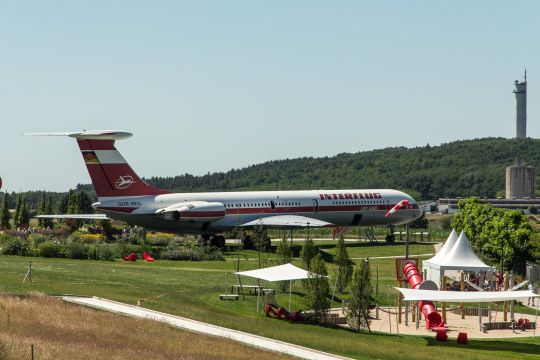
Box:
[360, 306, 538, 339]
[369, 229, 539, 342]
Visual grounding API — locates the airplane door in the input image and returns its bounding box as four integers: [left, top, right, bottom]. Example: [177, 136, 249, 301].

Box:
[312, 199, 319, 213]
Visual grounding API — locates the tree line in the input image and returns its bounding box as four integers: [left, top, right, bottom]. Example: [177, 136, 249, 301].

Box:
[4, 137, 540, 208]
[0, 189, 95, 230]
[143, 137, 540, 200]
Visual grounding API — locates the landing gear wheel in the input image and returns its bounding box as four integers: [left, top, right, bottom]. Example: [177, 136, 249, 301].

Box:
[198, 234, 211, 247]
[242, 235, 254, 250]
[210, 235, 225, 248]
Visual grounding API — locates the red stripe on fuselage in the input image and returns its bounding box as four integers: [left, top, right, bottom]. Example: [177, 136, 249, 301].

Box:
[224, 204, 399, 215]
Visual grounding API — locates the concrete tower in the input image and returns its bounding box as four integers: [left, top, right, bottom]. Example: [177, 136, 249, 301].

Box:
[506, 162, 536, 199]
[514, 71, 527, 139]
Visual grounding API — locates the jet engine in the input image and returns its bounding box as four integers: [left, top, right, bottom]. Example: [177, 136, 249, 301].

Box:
[156, 201, 226, 222]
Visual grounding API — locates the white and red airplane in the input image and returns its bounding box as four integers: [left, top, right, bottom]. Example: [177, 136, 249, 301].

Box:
[29, 130, 422, 238]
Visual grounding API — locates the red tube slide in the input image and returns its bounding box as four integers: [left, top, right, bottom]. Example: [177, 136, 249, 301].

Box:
[403, 262, 445, 329]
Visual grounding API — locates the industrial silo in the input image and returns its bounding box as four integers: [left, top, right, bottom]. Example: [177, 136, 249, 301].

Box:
[506, 164, 536, 199]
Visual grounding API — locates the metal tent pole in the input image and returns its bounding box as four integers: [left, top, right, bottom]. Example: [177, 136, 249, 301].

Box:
[288, 280, 292, 312]
[257, 279, 261, 313]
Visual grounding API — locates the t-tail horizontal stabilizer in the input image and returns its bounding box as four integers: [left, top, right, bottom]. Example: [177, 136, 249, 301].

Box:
[35, 214, 110, 220]
[24, 130, 132, 140]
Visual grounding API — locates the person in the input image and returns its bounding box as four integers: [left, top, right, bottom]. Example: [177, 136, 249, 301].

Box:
[528, 282, 536, 306]
[496, 271, 503, 291]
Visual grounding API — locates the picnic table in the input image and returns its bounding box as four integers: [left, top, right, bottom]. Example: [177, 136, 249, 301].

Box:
[231, 284, 275, 295]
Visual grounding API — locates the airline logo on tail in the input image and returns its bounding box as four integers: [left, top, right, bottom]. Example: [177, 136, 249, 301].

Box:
[114, 176, 135, 189]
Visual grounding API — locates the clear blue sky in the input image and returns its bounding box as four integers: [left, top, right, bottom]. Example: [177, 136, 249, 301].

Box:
[1, 1, 538, 192]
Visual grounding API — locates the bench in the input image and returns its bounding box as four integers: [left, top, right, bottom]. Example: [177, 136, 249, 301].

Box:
[219, 294, 239, 301]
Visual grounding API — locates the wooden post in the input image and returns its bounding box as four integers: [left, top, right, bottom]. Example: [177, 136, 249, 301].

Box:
[510, 271, 515, 321]
[478, 304, 482, 332]
[461, 272, 465, 319]
[442, 275, 447, 324]
[376, 266, 379, 297]
[415, 303, 420, 329]
[504, 272, 509, 322]
[412, 302, 416, 322]
[398, 292, 402, 324]
[405, 301, 409, 326]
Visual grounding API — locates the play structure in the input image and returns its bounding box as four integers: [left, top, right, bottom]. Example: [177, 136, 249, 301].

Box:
[265, 303, 302, 321]
[403, 262, 445, 329]
[122, 251, 155, 262]
[390, 229, 539, 340]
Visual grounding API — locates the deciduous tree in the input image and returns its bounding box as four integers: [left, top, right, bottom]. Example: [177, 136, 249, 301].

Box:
[334, 235, 353, 293]
[346, 259, 372, 332]
[0, 192, 11, 229]
[305, 254, 330, 320]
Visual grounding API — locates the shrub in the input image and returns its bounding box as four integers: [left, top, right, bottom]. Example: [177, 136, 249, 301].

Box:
[159, 246, 223, 261]
[87, 244, 97, 260]
[203, 247, 224, 261]
[0, 235, 25, 256]
[64, 241, 88, 259]
[117, 243, 140, 257]
[160, 248, 202, 261]
[39, 241, 62, 258]
[28, 233, 53, 245]
[148, 235, 172, 247]
[96, 244, 118, 261]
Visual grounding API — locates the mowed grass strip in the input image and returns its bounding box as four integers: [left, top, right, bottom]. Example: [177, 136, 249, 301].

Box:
[0, 245, 539, 360]
[0, 294, 295, 360]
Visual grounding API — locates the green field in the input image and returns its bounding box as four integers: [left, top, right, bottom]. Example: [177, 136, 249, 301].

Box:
[0, 242, 538, 360]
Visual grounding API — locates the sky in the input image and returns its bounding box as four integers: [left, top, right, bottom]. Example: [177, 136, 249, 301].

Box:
[1, 1, 539, 192]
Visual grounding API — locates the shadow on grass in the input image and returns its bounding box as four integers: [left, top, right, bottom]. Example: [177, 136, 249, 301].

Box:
[425, 337, 540, 356]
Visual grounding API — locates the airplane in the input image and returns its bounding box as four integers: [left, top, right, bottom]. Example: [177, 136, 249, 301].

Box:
[28, 130, 423, 243]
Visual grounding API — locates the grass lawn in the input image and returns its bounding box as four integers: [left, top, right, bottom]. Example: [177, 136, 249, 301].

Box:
[0, 241, 538, 360]
[0, 294, 294, 360]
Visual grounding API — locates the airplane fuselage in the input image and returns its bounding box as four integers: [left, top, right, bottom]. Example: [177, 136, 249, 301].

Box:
[29, 130, 422, 235]
[95, 188, 421, 234]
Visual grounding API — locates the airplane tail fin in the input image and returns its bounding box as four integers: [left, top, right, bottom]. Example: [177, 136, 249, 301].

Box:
[27, 130, 169, 199]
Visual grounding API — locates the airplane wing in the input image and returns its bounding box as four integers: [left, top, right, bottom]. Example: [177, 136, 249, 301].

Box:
[240, 215, 334, 228]
[35, 214, 110, 220]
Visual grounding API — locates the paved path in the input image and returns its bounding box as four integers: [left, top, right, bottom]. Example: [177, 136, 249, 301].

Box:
[62, 296, 352, 360]
[352, 253, 434, 260]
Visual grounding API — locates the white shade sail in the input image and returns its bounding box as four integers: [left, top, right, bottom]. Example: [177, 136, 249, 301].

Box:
[235, 263, 327, 282]
[395, 287, 537, 303]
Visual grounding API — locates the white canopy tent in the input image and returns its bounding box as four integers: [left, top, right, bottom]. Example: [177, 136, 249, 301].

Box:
[236, 263, 318, 282]
[423, 231, 494, 288]
[236, 263, 328, 312]
[426, 229, 458, 265]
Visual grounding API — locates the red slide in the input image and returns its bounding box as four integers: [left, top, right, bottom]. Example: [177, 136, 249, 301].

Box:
[264, 304, 302, 321]
[403, 262, 445, 329]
